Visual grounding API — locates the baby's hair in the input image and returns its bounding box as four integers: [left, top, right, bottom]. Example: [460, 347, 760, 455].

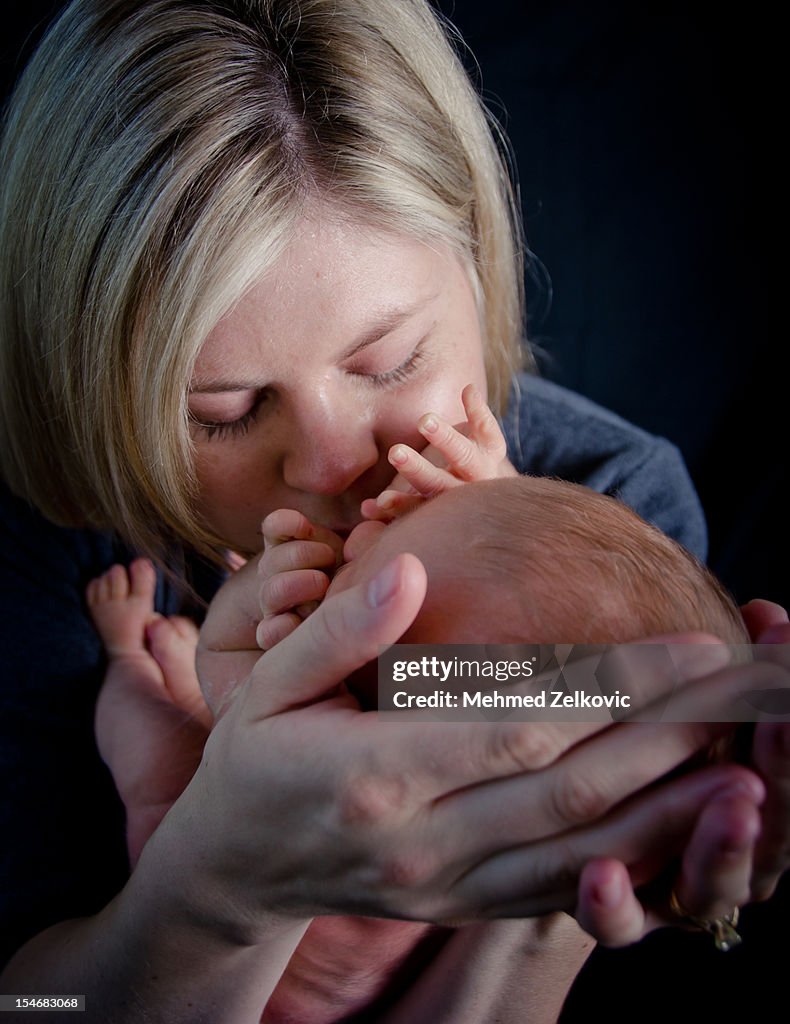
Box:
[0, 0, 525, 566]
[430, 476, 748, 644]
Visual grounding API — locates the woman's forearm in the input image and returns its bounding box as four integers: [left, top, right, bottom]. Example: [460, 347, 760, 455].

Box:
[381, 915, 595, 1024]
[0, 816, 308, 1024]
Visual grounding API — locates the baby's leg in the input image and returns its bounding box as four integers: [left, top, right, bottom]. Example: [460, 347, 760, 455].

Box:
[87, 559, 203, 719]
[87, 560, 210, 865]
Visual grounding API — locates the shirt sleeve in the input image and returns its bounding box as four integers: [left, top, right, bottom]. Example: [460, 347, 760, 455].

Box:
[501, 373, 708, 560]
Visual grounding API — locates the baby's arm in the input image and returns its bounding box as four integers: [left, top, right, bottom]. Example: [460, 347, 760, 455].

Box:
[256, 511, 344, 652]
[361, 383, 516, 521]
[87, 560, 210, 866]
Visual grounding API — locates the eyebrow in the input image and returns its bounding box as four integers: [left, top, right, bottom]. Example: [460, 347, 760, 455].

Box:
[189, 293, 439, 395]
[340, 294, 439, 361]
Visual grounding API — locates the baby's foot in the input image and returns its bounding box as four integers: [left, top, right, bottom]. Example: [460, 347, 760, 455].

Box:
[145, 615, 207, 724]
[86, 558, 158, 657]
[87, 560, 208, 724]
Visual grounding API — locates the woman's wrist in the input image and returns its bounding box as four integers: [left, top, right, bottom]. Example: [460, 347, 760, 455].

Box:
[1, 863, 307, 1024]
[95, 801, 310, 1022]
[136, 777, 310, 951]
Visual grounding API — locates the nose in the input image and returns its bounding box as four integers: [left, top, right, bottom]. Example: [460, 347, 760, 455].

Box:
[281, 395, 381, 497]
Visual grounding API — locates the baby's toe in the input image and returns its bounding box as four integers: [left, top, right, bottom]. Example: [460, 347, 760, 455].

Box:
[128, 558, 158, 601]
[169, 615, 200, 644]
[146, 616, 192, 672]
[146, 616, 208, 724]
[87, 564, 131, 606]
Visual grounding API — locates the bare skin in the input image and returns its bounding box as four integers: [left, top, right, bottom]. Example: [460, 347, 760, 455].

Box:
[87, 556, 604, 1023]
[85, 396, 590, 1021]
[86, 560, 210, 866]
[88, 557, 771, 1024]
[82, 395, 785, 1022]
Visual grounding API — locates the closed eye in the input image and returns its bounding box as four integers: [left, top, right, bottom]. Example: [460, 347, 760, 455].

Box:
[358, 342, 426, 389]
[189, 392, 268, 441]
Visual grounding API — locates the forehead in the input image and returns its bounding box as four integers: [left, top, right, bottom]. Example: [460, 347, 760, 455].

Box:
[191, 214, 471, 382]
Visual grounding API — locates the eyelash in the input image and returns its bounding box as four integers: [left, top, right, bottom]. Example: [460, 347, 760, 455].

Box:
[364, 344, 425, 388]
[191, 344, 426, 441]
[189, 398, 264, 442]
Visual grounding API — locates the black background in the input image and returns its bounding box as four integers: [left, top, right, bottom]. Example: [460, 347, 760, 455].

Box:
[2, 3, 786, 1020]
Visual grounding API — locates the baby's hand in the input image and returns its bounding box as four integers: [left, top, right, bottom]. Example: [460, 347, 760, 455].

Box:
[257, 509, 344, 651]
[361, 383, 516, 521]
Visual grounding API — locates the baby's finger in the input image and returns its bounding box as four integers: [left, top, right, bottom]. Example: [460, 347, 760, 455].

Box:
[258, 539, 338, 579]
[260, 568, 331, 618]
[461, 383, 508, 458]
[262, 509, 344, 561]
[256, 612, 303, 652]
[360, 497, 392, 522]
[388, 443, 460, 497]
[262, 508, 312, 545]
[295, 600, 321, 619]
[362, 491, 426, 522]
[417, 413, 484, 482]
[246, 553, 427, 716]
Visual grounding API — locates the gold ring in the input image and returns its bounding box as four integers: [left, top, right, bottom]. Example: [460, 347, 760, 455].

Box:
[669, 889, 742, 952]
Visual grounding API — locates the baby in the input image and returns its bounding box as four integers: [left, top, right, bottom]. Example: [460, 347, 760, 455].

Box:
[87, 399, 748, 1022]
[327, 473, 747, 640]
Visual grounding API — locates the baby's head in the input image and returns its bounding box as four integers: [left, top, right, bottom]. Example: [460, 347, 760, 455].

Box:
[330, 476, 748, 647]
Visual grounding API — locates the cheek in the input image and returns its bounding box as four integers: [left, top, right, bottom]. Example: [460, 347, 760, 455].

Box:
[425, 319, 488, 423]
[193, 446, 274, 549]
[195, 449, 250, 507]
[419, 354, 487, 428]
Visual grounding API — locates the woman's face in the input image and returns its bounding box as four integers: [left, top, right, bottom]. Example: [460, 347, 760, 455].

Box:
[189, 213, 487, 552]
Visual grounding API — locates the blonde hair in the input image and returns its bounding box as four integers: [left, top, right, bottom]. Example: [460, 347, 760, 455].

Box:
[419, 477, 748, 644]
[0, 0, 525, 564]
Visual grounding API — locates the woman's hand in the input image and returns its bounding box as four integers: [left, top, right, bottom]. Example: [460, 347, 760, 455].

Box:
[361, 383, 517, 522]
[741, 599, 790, 900]
[188, 557, 773, 940]
[575, 785, 762, 945]
[576, 600, 790, 946]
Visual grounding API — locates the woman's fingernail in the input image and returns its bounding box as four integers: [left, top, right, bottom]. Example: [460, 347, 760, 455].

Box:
[368, 560, 401, 608]
[716, 775, 765, 805]
[390, 445, 408, 466]
[593, 872, 623, 908]
[420, 414, 438, 434]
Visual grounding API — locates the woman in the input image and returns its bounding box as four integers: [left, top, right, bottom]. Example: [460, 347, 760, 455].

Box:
[0, 1, 787, 1020]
